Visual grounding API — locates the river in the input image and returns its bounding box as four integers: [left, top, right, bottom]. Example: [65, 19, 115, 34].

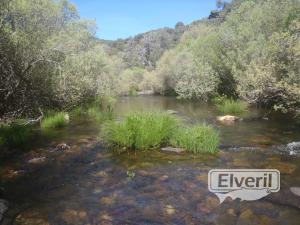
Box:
[0, 96, 300, 225]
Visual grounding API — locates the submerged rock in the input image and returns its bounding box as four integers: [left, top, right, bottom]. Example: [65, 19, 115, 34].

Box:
[286, 141, 300, 155]
[49, 143, 70, 152]
[165, 204, 176, 215]
[161, 146, 185, 153]
[275, 141, 300, 156]
[216, 115, 240, 124]
[64, 113, 70, 122]
[290, 187, 300, 197]
[266, 161, 297, 174]
[237, 208, 276, 225]
[28, 157, 46, 164]
[0, 199, 8, 222]
[166, 109, 178, 115]
[266, 188, 300, 210]
[7, 169, 26, 178]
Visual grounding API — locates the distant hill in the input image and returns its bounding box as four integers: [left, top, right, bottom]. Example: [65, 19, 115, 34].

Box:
[100, 22, 186, 69]
[99, 6, 227, 70]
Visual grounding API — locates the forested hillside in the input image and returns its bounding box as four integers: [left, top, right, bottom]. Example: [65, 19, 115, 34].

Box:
[103, 22, 186, 69]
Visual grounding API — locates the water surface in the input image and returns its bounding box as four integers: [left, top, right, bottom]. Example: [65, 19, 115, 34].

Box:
[1, 96, 300, 225]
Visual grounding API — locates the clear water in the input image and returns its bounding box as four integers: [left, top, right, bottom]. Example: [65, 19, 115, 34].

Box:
[1, 96, 300, 225]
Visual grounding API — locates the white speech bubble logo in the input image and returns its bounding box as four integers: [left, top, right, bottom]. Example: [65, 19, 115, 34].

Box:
[208, 169, 280, 204]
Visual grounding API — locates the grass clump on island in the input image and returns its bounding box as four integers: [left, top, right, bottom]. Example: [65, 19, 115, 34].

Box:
[41, 112, 68, 129]
[103, 111, 178, 150]
[214, 96, 248, 116]
[170, 125, 219, 154]
[103, 111, 220, 154]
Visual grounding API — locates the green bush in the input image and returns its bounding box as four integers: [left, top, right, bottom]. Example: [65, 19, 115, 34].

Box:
[170, 124, 219, 154]
[0, 124, 33, 148]
[41, 112, 68, 129]
[216, 99, 248, 116]
[103, 111, 178, 151]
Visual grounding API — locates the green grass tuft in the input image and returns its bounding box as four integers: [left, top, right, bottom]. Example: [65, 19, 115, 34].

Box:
[216, 99, 248, 116]
[41, 112, 68, 129]
[71, 106, 85, 118]
[170, 124, 219, 154]
[103, 111, 178, 151]
[0, 124, 33, 148]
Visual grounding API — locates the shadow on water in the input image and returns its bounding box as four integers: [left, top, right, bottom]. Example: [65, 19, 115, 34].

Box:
[1, 96, 300, 225]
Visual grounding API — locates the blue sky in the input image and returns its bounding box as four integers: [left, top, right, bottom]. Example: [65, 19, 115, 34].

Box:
[70, 0, 217, 40]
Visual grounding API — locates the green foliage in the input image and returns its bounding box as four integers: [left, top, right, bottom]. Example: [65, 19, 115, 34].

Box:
[170, 124, 219, 154]
[0, 0, 123, 119]
[152, 23, 220, 100]
[216, 99, 248, 116]
[118, 67, 150, 95]
[103, 112, 178, 151]
[217, 0, 300, 111]
[152, 0, 300, 111]
[0, 124, 33, 148]
[41, 112, 68, 129]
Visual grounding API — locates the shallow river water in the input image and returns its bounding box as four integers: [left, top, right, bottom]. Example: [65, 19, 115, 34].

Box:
[1, 96, 300, 225]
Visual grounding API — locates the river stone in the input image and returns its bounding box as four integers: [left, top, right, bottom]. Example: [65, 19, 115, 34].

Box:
[166, 110, 178, 115]
[165, 204, 176, 215]
[286, 141, 300, 155]
[217, 115, 240, 122]
[15, 214, 50, 225]
[0, 199, 8, 222]
[49, 143, 70, 152]
[266, 188, 300, 209]
[237, 209, 276, 225]
[7, 169, 26, 178]
[64, 113, 70, 122]
[28, 157, 46, 164]
[196, 174, 208, 184]
[290, 187, 300, 197]
[61, 209, 87, 224]
[161, 147, 185, 153]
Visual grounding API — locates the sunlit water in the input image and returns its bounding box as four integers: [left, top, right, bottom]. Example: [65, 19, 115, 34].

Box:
[1, 96, 300, 225]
